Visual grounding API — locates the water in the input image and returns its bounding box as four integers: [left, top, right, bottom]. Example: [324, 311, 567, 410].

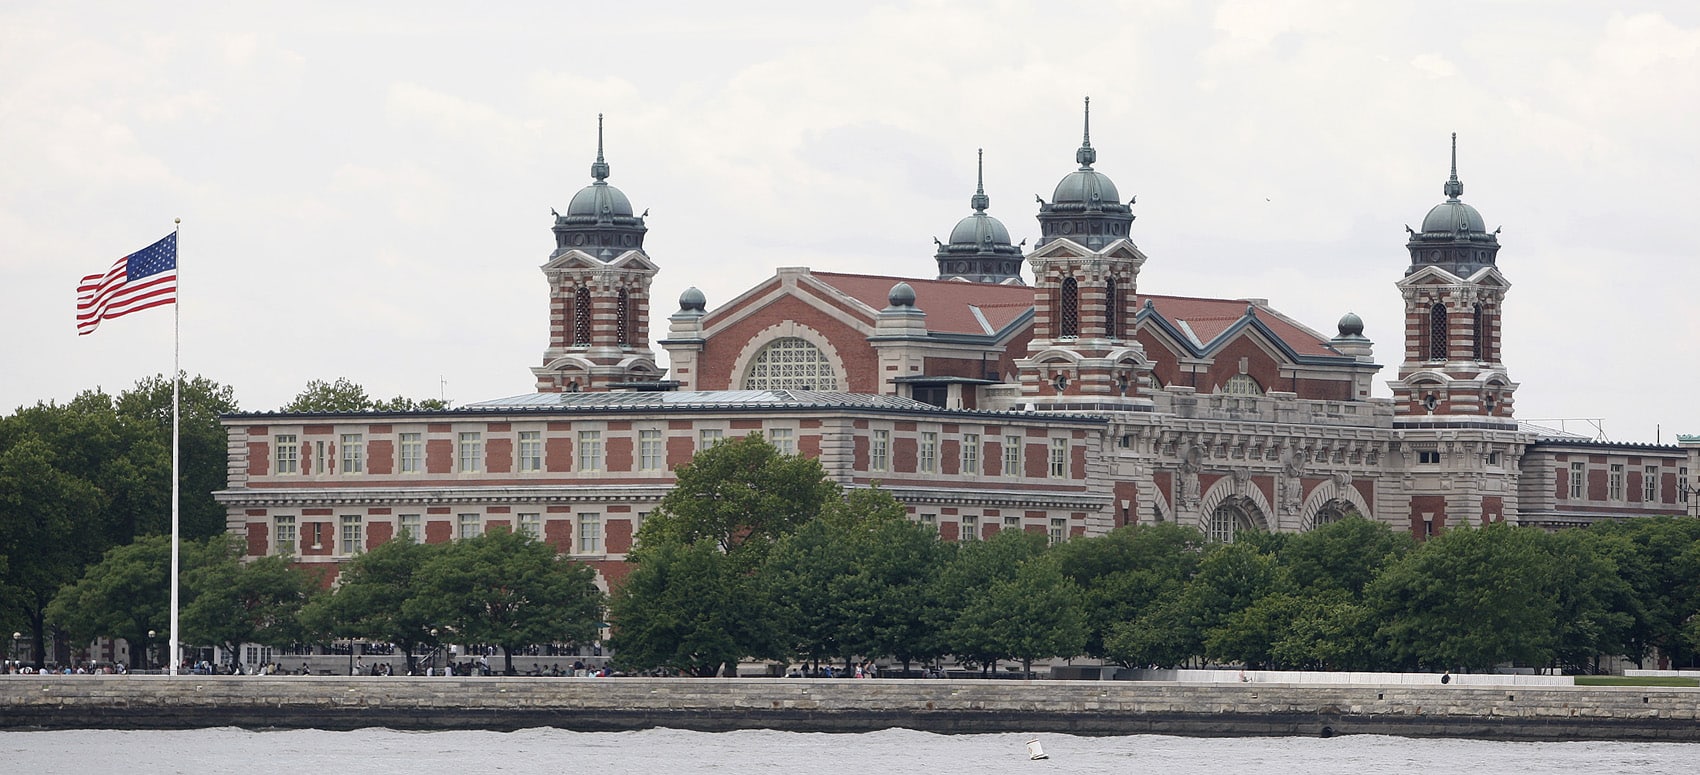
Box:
[2, 727, 1693, 775]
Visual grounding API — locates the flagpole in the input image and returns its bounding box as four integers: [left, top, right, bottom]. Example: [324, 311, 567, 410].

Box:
[169, 217, 181, 677]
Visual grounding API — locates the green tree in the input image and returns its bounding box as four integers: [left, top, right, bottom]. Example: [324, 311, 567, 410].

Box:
[371, 395, 451, 411]
[1543, 528, 1636, 673]
[181, 536, 322, 664]
[1268, 588, 1379, 670]
[635, 433, 840, 568]
[411, 528, 604, 675]
[299, 536, 444, 674]
[1587, 517, 1700, 667]
[1280, 516, 1413, 597]
[933, 528, 1050, 674]
[1368, 523, 1559, 671]
[116, 373, 240, 540]
[283, 377, 451, 413]
[953, 553, 1087, 676]
[1105, 541, 1278, 668]
[839, 494, 951, 672]
[45, 534, 173, 670]
[0, 434, 105, 668]
[762, 505, 862, 670]
[1051, 523, 1206, 658]
[609, 538, 773, 676]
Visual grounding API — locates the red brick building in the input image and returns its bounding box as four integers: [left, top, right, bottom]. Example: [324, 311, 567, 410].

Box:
[216, 108, 1699, 586]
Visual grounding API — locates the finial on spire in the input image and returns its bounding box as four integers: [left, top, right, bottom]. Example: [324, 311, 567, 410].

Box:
[970, 148, 990, 212]
[1076, 96, 1097, 169]
[1443, 131, 1462, 201]
[590, 113, 611, 182]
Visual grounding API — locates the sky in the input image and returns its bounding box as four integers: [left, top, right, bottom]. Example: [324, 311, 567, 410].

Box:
[3, 1, 1697, 443]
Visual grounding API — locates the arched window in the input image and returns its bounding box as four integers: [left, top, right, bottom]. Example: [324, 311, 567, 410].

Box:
[1209, 499, 1258, 543]
[1428, 302, 1448, 361]
[1058, 277, 1079, 338]
[616, 288, 631, 346]
[573, 286, 592, 346]
[1221, 374, 1263, 396]
[1310, 500, 1361, 530]
[1104, 277, 1118, 337]
[743, 337, 840, 391]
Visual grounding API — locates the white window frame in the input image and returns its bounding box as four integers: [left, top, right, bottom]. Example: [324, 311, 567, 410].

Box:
[960, 515, 979, 542]
[1049, 438, 1068, 478]
[340, 433, 364, 475]
[578, 430, 604, 472]
[577, 513, 603, 554]
[919, 431, 938, 474]
[518, 512, 541, 539]
[638, 429, 664, 471]
[1004, 435, 1022, 478]
[768, 427, 795, 455]
[1569, 461, 1586, 500]
[962, 433, 980, 475]
[698, 428, 723, 450]
[274, 435, 299, 475]
[458, 431, 483, 473]
[274, 515, 296, 556]
[870, 429, 890, 472]
[518, 430, 543, 473]
[399, 432, 423, 474]
[1049, 517, 1066, 545]
[457, 513, 482, 540]
[1644, 465, 1659, 503]
[339, 515, 363, 555]
[398, 514, 421, 541]
[1609, 463, 1625, 501]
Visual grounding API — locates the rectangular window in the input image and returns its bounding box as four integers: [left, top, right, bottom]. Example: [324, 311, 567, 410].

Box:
[399, 432, 423, 474]
[919, 513, 936, 527]
[518, 431, 543, 473]
[518, 512, 541, 539]
[962, 433, 980, 475]
[1609, 463, 1625, 501]
[340, 433, 364, 474]
[398, 514, 421, 541]
[769, 427, 795, 455]
[339, 515, 363, 555]
[1681, 467, 1690, 504]
[578, 513, 603, 553]
[1049, 438, 1068, 478]
[1569, 461, 1586, 500]
[1003, 516, 1020, 531]
[1418, 450, 1442, 465]
[1004, 435, 1021, 477]
[274, 435, 299, 475]
[870, 429, 890, 472]
[458, 431, 483, 473]
[1049, 518, 1066, 545]
[578, 430, 604, 472]
[1644, 465, 1659, 502]
[457, 513, 481, 540]
[274, 515, 296, 555]
[639, 429, 664, 471]
[960, 515, 979, 542]
[920, 431, 938, 473]
[699, 428, 723, 449]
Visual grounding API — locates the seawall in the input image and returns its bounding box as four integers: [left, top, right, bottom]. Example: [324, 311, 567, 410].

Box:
[2, 676, 1697, 742]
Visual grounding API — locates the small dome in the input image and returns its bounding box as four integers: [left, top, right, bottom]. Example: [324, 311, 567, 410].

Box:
[679, 287, 706, 312]
[566, 182, 634, 219]
[1337, 311, 1365, 338]
[948, 212, 1012, 247]
[1051, 168, 1121, 206]
[887, 282, 916, 308]
[1419, 199, 1486, 235]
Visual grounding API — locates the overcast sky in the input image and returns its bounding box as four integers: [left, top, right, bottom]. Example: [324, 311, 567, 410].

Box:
[4, 1, 1697, 443]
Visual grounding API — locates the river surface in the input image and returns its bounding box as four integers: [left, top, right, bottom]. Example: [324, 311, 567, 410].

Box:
[2, 727, 1694, 774]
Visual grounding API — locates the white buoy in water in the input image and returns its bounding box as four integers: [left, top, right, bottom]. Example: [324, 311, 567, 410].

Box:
[1026, 739, 1049, 760]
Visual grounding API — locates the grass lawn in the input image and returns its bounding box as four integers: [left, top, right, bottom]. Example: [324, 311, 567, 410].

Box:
[1572, 675, 1699, 687]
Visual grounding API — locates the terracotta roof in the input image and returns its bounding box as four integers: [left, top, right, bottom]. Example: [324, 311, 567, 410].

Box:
[810, 272, 1032, 337]
[807, 271, 1339, 357]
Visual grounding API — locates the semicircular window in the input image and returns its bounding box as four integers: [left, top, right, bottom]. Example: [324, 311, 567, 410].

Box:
[1221, 374, 1263, 396]
[743, 337, 840, 391]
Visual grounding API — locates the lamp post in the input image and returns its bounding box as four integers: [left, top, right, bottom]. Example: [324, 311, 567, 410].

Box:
[10, 631, 19, 670]
[146, 630, 156, 672]
[429, 628, 440, 675]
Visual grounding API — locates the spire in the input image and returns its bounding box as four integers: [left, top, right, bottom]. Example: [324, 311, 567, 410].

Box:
[1075, 96, 1097, 169]
[970, 148, 990, 213]
[1443, 132, 1462, 201]
[590, 113, 611, 183]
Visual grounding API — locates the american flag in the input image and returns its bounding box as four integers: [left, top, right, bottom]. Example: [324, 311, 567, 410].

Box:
[76, 232, 177, 335]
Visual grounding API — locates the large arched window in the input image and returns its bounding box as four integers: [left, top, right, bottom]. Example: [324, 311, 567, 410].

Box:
[1428, 302, 1448, 361]
[1058, 277, 1079, 338]
[1221, 374, 1263, 396]
[1209, 499, 1259, 543]
[573, 286, 592, 346]
[617, 288, 631, 346]
[742, 337, 840, 391]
